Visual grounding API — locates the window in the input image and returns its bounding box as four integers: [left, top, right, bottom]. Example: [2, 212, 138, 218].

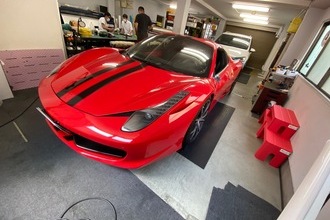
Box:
[299, 21, 330, 98]
[127, 35, 212, 77]
[214, 48, 228, 74]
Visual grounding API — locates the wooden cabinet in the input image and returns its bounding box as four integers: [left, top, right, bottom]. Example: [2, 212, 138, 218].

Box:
[251, 82, 288, 115]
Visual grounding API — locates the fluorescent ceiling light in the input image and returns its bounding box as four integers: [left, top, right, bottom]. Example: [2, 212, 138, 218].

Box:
[243, 18, 269, 25]
[240, 13, 268, 21]
[170, 3, 177, 9]
[233, 4, 269, 12]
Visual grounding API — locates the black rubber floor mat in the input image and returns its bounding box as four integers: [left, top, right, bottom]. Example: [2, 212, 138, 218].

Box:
[179, 102, 235, 169]
[0, 93, 184, 220]
[236, 72, 251, 84]
[206, 183, 281, 220]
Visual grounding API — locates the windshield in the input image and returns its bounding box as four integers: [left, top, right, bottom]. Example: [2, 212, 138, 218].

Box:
[126, 35, 213, 77]
[215, 34, 251, 50]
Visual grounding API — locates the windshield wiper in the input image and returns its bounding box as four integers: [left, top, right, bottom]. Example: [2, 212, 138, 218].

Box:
[131, 56, 173, 71]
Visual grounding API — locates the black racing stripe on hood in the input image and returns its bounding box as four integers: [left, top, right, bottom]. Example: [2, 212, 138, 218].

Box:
[67, 63, 146, 106]
[57, 59, 135, 97]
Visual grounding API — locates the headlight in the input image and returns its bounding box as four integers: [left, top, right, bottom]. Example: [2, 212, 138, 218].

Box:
[122, 91, 189, 132]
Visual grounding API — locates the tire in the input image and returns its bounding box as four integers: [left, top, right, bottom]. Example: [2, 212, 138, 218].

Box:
[183, 98, 211, 146]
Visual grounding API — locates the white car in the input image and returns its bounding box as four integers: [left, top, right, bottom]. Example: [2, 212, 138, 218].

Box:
[215, 32, 255, 67]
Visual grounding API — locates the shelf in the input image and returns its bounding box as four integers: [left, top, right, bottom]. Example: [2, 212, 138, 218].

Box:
[165, 11, 175, 29]
[59, 5, 103, 19]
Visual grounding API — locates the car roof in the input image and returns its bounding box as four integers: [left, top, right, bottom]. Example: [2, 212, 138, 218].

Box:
[222, 32, 252, 39]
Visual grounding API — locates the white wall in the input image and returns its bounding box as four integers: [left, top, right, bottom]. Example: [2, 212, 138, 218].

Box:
[0, 0, 65, 94]
[279, 7, 330, 218]
[213, 19, 226, 40]
[279, 7, 327, 66]
[107, 0, 116, 18]
[262, 24, 289, 72]
[286, 76, 330, 190]
[121, 0, 168, 24]
[0, 0, 64, 51]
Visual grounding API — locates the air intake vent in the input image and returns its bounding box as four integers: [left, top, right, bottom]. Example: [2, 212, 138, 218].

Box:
[74, 135, 126, 158]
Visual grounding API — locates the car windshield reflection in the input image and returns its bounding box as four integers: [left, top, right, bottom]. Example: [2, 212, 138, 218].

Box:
[215, 34, 251, 50]
[126, 35, 213, 77]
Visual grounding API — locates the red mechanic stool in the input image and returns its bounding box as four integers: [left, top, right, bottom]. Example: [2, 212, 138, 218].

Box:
[256, 105, 300, 139]
[256, 108, 271, 138]
[255, 127, 292, 168]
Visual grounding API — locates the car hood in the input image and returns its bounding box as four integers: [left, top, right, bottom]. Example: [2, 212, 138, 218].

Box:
[220, 44, 250, 59]
[51, 56, 203, 116]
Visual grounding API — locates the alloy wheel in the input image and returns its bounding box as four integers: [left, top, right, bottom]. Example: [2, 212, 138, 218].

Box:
[187, 99, 211, 143]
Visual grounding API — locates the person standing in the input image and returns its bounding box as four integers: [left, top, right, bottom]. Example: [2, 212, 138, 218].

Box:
[134, 6, 152, 41]
[107, 14, 116, 31]
[121, 14, 133, 35]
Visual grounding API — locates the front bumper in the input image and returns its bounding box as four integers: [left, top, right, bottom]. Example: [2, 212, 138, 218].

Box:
[38, 78, 200, 169]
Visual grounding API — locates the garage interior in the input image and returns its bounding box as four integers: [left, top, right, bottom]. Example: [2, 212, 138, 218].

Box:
[1, 0, 330, 220]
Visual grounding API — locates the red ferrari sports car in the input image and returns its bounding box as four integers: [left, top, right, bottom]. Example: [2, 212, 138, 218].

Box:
[37, 34, 242, 169]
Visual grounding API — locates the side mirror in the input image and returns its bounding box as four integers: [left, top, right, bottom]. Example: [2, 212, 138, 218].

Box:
[214, 74, 220, 82]
[250, 48, 256, 53]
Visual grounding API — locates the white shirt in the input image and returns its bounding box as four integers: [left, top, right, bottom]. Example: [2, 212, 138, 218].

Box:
[121, 19, 133, 35]
[98, 17, 108, 31]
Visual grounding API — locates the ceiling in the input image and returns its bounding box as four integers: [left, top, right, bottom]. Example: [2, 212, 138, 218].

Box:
[157, 0, 330, 28]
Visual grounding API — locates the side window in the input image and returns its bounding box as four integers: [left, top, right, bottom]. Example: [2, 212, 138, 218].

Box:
[298, 21, 330, 98]
[214, 48, 228, 75]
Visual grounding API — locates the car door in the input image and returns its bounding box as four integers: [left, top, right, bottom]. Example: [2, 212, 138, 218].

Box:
[212, 48, 234, 101]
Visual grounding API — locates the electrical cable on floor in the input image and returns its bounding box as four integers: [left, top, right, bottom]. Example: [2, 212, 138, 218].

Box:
[57, 197, 117, 220]
[0, 96, 39, 128]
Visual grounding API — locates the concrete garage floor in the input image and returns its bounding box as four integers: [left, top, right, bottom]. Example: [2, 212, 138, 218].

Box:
[132, 70, 282, 219]
[0, 70, 281, 219]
